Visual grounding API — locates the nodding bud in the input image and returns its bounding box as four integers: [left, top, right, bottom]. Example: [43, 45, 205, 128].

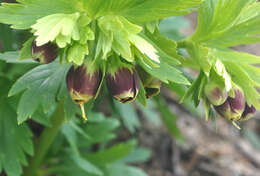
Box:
[205, 81, 228, 106]
[66, 65, 102, 121]
[241, 103, 256, 121]
[106, 67, 140, 103]
[144, 78, 161, 98]
[137, 66, 161, 98]
[31, 40, 58, 64]
[214, 86, 245, 122]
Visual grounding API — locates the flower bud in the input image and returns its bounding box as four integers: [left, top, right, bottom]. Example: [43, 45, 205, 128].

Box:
[106, 67, 140, 103]
[136, 66, 161, 98]
[214, 87, 245, 122]
[204, 81, 228, 106]
[31, 40, 58, 64]
[66, 65, 102, 120]
[144, 78, 161, 98]
[240, 103, 256, 121]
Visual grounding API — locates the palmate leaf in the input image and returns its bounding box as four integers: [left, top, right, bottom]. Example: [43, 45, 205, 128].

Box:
[0, 98, 33, 176]
[191, 0, 260, 46]
[8, 62, 71, 124]
[0, 0, 79, 29]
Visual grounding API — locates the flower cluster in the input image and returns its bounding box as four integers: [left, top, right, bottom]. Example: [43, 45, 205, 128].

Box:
[31, 41, 161, 120]
[205, 81, 256, 129]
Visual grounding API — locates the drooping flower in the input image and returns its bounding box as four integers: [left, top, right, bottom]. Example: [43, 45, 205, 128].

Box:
[66, 64, 102, 120]
[31, 40, 58, 64]
[214, 86, 245, 121]
[106, 67, 140, 103]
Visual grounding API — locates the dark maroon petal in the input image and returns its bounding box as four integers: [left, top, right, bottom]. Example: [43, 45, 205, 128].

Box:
[31, 40, 58, 64]
[106, 68, 134, 96]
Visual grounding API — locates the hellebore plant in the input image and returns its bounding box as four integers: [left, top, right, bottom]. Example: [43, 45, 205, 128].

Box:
[1, 0, 260, 176]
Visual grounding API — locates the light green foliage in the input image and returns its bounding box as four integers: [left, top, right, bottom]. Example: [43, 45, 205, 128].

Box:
[67, 43, 88, 65]
[32, 13, 80, 47]
[81, 0, 203, 22]
[123, 0, 204, 23]
[192, 0, 260, 46]
[97, 16, 143, 62]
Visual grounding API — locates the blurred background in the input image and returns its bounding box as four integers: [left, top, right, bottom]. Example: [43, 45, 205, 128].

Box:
[0, 7, 260, 176]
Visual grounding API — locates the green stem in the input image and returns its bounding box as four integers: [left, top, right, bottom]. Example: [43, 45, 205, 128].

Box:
[24, 103, 65, 176]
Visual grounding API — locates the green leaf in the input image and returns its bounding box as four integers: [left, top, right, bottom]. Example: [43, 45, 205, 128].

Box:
[0, 51, 36, 64]
[123, 0, 203, 23]
[211, 47, 260, 64]
[71, 155, 103, 176]
[154, 96, 184, 142]
[119, 147, 151, 164]
[18, 37, 34, 60]
[137, 100, 161, 125]
[192, 0, 260, 46]
[144, 29, 181, 66]
[98, 15, 142, 62]
[137, 53, 190, 85]
[85, 140, 137, 165]
[62, 122, 80, 156]
[32, 12, 80, 47]
[186, 41, 212, 76]
[136, 81, 147, 106]
[0, 0, 80, 29]
[83, 113, 120, 144]
[9, 62, 70, 124]
[67, 43, 88, 65]
[106, 164, 148, 176]
[114, 101, 140, 133]
[180, 71, 206, 107]
[0, 99, 33, 176]
[81, 0, 141, 18]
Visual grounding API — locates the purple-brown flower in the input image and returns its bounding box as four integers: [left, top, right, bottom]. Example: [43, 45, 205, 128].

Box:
[214, 87, 245, 121]
[106, 67, 140, 103]
[66, 65, 102, 120]
[205, 81, 228, 106]
[31, 40, 58, 64]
